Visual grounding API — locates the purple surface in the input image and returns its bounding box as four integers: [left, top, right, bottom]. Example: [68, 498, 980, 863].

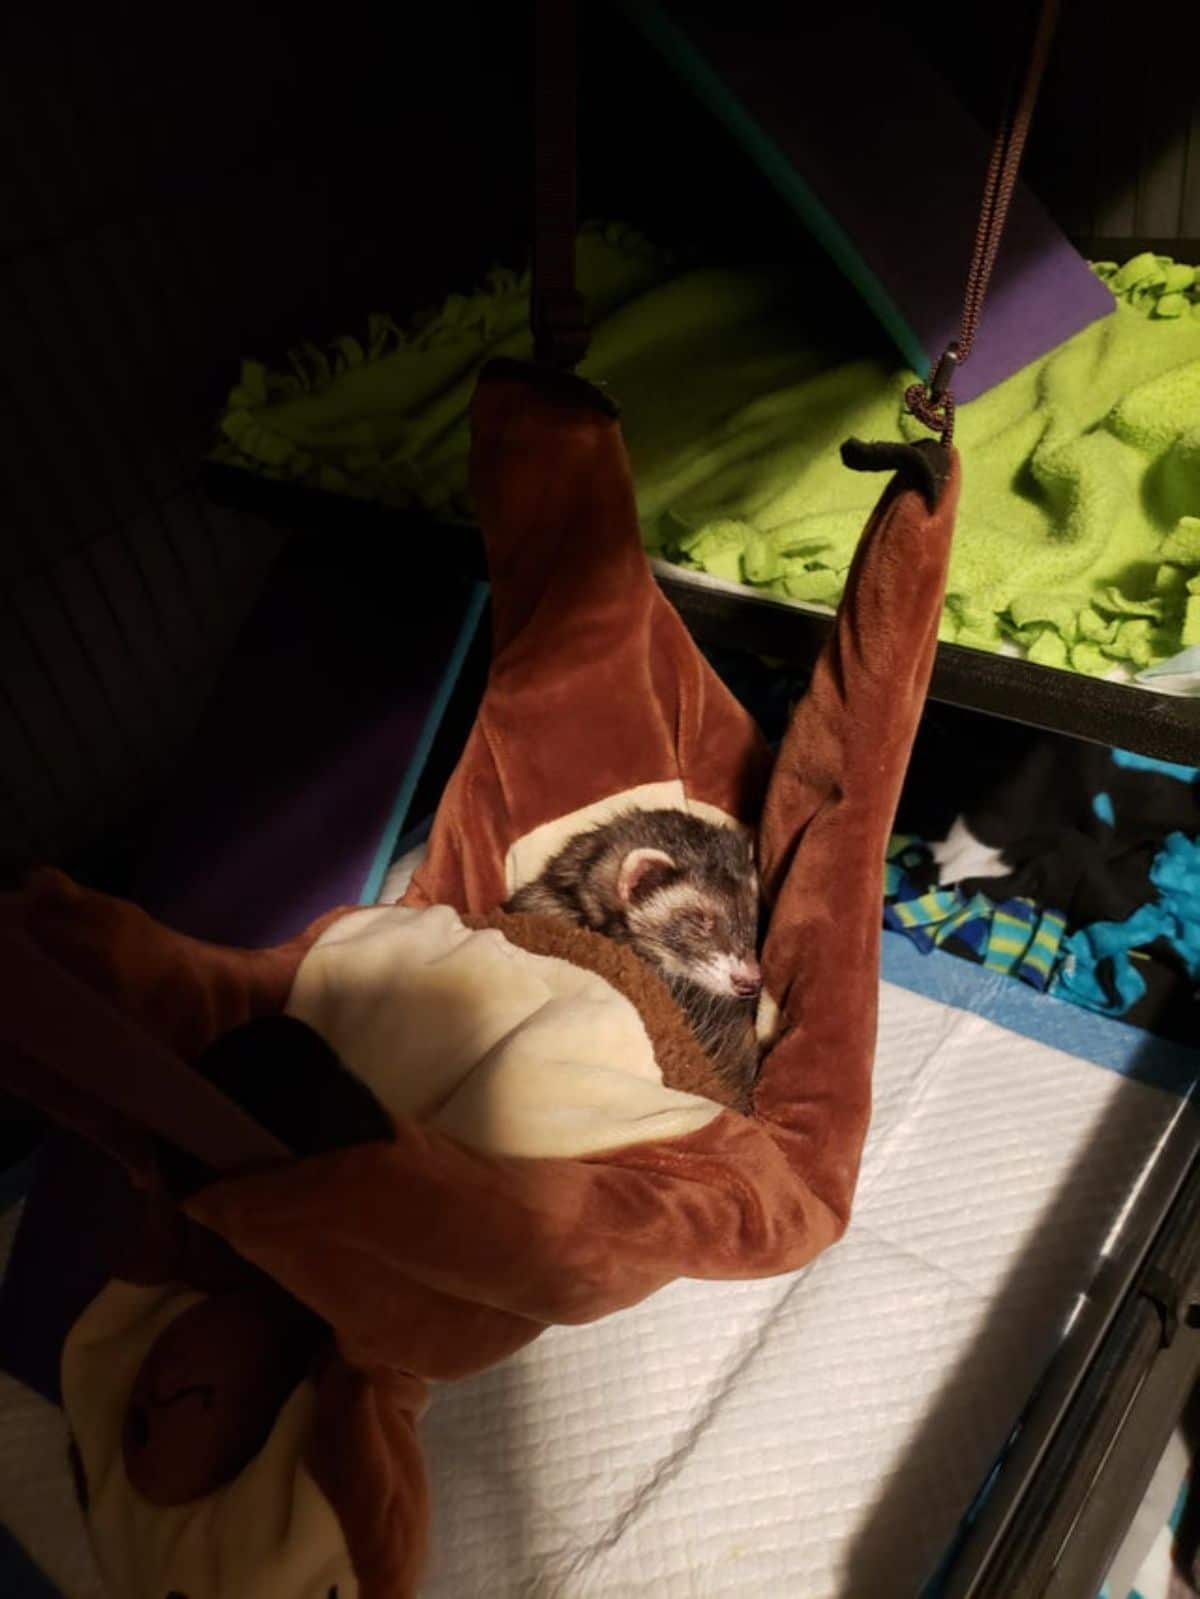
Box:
[133, 542, 470, 943]
[0, 541, 473, 1401]
[657, 8, 1115, 403]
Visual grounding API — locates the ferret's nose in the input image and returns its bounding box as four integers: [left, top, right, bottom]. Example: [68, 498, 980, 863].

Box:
[731, 960, 762, 998]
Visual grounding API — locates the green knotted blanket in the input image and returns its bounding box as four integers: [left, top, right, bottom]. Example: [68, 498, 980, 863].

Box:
[216, 228, 1200, 677]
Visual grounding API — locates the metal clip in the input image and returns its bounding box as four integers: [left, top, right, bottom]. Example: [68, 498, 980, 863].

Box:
[929, 342, 961, 402]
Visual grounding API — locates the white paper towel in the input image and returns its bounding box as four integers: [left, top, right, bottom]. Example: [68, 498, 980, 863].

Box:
[421, 983, 1186, 1597]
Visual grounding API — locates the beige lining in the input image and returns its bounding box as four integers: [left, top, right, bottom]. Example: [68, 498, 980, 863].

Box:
[61, 1281, 356, 1599]
[287, 902, 722, 1158]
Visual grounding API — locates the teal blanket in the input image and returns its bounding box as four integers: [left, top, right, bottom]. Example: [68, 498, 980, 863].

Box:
[217, 228, 1200, 677]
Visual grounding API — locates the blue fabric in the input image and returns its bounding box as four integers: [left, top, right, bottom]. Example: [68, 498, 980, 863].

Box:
[1093, 790, 1116, 826]
[1111, 749, 1200, 786]
[881, 933, 1200, 1097]
[1167, 1474, 1190, 1536]
[1053, 833, 1200, 1018]
[883, 837, 1064, 992]
[1054, 906, 1163, 1016]
[887, 817, 1200, 1027]
[358, 581, 489, 904]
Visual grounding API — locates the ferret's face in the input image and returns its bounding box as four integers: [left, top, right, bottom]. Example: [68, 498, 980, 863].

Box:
[617, 841, 761, 1000]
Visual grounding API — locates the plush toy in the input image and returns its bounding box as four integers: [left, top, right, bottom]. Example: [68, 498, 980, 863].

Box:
[1, 349, 957, 1597]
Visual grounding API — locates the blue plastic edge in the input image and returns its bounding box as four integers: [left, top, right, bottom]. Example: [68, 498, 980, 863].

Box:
[357, 581, 489, 906]
[618, 0, 929, 379]
[881, 931, 1200, 1099]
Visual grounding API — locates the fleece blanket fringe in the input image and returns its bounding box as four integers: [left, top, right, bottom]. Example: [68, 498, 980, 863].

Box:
[216, 229, 1200, 679]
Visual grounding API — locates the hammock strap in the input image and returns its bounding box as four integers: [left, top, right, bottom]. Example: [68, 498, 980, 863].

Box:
[531, 0, 590, 370]
[906, 0, 1061, 444]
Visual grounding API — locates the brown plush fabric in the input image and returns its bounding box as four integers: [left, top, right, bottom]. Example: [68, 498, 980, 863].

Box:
[186, 372, 957, 1596]
[122, 1284, 323, 1505]
[469, 909, 744, 1109]
[405, 358, 775, 914]
[1, 868, 346, 1176]
[0, 358, 959, 1599]
[16, 867, 339, 1067]
[307, 1358, 431, 1599]
[753, 440, 961, 1212]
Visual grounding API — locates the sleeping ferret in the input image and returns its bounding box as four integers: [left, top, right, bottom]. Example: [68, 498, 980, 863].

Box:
[506, 809, 762, 1100]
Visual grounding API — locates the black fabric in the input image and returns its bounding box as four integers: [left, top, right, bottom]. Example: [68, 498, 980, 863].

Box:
[896, 712, 1199, 920]
[895, 706, 1200, 1039]
[697, 643, 812, 749]
[1114, 937, 1200, 1039]
[704, 661, 1200, 1042]
[840, 437, 954, 510]
[160, 1016, 395, 1197]
[193, 1015, 395, 1159]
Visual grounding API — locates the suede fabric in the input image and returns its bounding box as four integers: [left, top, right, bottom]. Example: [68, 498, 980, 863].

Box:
[0, 358, 958, 1598]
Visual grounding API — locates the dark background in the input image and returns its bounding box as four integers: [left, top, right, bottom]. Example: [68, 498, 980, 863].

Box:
[0, 0, 1196, 1155]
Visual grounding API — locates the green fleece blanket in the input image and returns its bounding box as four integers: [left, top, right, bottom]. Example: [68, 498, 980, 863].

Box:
[216, 226, 1200, 676]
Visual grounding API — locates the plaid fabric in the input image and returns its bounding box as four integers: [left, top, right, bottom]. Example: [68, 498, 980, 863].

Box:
[884, 837, 1066, 993]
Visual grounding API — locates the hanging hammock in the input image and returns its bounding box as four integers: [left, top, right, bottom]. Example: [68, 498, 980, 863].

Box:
[0, 3, 1060, 1593]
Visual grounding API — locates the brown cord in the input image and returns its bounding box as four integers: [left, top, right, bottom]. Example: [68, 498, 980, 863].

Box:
[531, 0, 590, 371]
[906, 0, 1061, 443]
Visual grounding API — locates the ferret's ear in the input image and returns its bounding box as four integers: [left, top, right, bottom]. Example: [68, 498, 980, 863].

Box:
[617, 847, 676, 905]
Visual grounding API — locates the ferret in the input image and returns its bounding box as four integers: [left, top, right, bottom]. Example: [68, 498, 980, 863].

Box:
[506, 809, 762, 1100]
